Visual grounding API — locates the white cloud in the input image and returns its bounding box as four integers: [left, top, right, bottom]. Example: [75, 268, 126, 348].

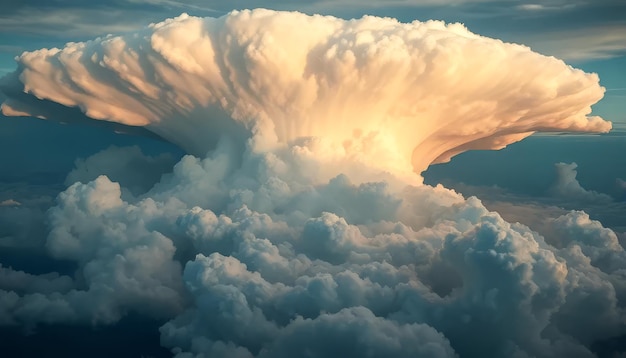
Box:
[0, 199, 20, 206]
[517, 4, 545, 11]
[0, 9, 610, 178]
[65, 145, 177, 196]
[0, 9, 623, 357]
[0, 176, 189, 327]
[550, 162, 613, 202]
[515, 2, 579, 12]
[429, 163, 626, 243]
[0, 138, 621, 356]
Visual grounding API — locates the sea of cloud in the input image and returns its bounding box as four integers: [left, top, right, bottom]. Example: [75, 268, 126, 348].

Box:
[0, 141, 624, 357]
[0, 9, 623, 358]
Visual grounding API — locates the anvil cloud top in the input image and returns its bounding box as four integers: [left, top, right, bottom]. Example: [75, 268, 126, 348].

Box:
[0, 9, 610, 179]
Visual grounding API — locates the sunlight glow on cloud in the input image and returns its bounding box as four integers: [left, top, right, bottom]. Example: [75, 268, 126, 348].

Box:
[0, 9, 610, 179]
[0, 199, 20, 207]
[0, 9, 623, 358]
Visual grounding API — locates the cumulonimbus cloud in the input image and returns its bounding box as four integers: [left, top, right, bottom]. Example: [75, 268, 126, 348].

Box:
[0, 9, 623, 358]
[0, 9, 611, 179]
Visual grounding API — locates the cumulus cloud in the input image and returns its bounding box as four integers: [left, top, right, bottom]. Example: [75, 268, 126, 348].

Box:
[550, 162, 613, 202]
[0, 9, 610, 178]
[0, 9, 623, 358]
[0, 184, 57, 252]
[65, 145, 177, 196]
[427, 162, 626, 244]
[0, 176, 189, 328]
[0, 139, 622, 356]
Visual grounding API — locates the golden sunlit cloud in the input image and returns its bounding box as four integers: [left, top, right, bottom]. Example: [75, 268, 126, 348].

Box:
[0, 10, 624, 358]
[0, 9, 610, 181]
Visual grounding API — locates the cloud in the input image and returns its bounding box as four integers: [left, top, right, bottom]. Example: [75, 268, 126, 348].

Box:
[0, 265, 73, 295]
[0, 199, 20, 207]
[0, 176, 189, 328]
[0, 9, 624, 358]
[0, 138, 622, 356]
[515, 2, 578, 12]
[426, 160, 626, 240]
[527, 25, 626, 61]
[0, 7, 151, 38]
[550, 162, 613, 202]
[0, 184, 57, 252]
[0, 9, 610, 178]
[65, 145, 177, 196]
[2, 0, 625, 69]
[517, 4, 545, 11]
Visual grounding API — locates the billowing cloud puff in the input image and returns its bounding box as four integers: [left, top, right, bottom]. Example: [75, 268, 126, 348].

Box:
[65, 145, 177, 196]
[433, 161, 626, 246]
[550, 162, 613, 202]
[0, 9, 610, 178]
[0, 185, 55, 252]
[0, 141, 623, 356]
[0, 176, 188, 327]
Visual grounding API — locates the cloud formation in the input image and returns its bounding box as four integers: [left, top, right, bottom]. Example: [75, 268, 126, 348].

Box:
[550, 162, 613, 202]
[0, 141, 624, 356]
[65, 145, 177, 196]
[0, 9, 623, 358]
[0, 9, 610, 178]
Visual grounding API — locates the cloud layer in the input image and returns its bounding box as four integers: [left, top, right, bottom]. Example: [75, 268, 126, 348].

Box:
[0, 142, 624, 357]
[0, 9, 611, 177]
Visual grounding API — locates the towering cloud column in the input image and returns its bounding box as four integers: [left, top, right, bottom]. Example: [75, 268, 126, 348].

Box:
[0, 9, 623, 358]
